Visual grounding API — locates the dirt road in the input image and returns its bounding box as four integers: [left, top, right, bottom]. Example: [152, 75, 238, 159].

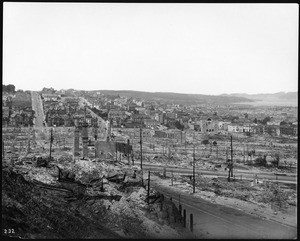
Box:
[150, 176, 297, 239]
[31, 91, 45, 127]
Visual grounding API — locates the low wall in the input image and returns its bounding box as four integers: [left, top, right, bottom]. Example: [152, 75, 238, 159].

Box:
[95, 141, 132, 158]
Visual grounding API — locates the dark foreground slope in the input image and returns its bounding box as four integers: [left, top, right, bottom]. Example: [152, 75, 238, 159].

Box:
[2, 167, 122, 239]
[2, 158, 195, 239]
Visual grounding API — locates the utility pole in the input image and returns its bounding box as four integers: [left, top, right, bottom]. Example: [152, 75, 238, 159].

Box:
[115, 142, 118, 162]
[49, 128, 53, 161]
[94, 120, 98, 141]
[228, 135, 233, 182]
[243, 144, 245, 162]
[231, 135, 233, 177]
[140, 118, 143, 170]
[185, 132, 187, 152]
[181, 131, 183, 145]
[193, 145, 196, 193]
[147, 170, 150, 204]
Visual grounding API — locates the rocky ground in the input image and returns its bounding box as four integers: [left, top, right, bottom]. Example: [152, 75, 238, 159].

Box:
[2, 152, 196, 239]
[2, 126, 297, 239]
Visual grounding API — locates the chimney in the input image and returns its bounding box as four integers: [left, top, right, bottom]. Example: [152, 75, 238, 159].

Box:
[73, 127, 80, 157]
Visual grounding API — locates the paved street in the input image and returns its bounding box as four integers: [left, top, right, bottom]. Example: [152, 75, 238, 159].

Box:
[78, 97, 107, 127]
[150, 177, 297, 239]
[31, 91, 45, 128]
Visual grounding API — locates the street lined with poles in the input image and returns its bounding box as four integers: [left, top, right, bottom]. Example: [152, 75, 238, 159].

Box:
[150, 179, 296, 239]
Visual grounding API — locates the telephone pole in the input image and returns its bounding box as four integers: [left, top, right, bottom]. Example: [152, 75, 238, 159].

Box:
[115, 141, 118, 162]
[185, 132, 187, 152]
[226, 146, 228, 161]
[147, 170, 150, 204]
[49, 128, 53, 161]
[193, 145, 196, 193]
[181, 131, 183, 145]
[243, 144, 245, 162]
[228, 135, 233, 182]
[140, 118, 143, 170]
[94, 119, 98, 141]
[231, 135, 233, 177]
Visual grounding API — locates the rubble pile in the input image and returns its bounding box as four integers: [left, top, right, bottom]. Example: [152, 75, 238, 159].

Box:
[2, 151, 194, 239]
[256, 182, 296, 210]
[193, 174, 296, 211]
[2, 166, 122, 239]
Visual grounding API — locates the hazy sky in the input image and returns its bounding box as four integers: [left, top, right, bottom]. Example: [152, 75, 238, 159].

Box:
[3, 3, 298, 95]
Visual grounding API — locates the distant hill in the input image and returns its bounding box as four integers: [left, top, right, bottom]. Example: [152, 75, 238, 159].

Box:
[90, 90, 253, 105]
[221, 92, 298, 106]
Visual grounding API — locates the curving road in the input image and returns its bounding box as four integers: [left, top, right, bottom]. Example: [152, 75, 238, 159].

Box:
[150, 176, 297, 239]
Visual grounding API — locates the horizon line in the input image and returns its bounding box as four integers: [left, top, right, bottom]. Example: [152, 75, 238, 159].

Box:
[2, 84, 298, 96]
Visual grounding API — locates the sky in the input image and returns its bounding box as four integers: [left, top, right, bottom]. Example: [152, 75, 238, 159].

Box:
[3, 3, 299, 95]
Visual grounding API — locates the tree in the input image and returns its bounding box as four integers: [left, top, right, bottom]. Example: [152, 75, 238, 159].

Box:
[244, 113, 248, 119]
[253, 118, 258, 124]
